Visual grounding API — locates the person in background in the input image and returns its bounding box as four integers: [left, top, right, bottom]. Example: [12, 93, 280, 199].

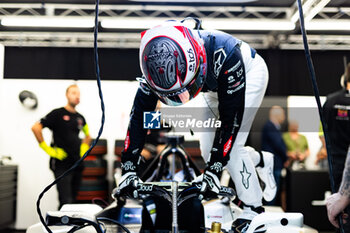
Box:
[31, 84, 91, 209]
[323, 62, 350, 231]
[283, 120, 310, 170]
[315, 123, 328, 169]
[261, 105, 288, 205]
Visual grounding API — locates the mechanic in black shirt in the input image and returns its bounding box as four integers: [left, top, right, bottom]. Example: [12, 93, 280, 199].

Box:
[323, 63, 350, 231]
[32, 84, 91, 209]
[117, 20, 274, 232]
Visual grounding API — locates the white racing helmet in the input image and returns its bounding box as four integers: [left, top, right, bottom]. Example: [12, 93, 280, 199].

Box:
[139, 20, 207, 106]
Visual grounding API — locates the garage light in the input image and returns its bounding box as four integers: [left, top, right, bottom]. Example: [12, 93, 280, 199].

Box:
[305, 20, 350, 31]
[101, 18, 196, 29]
[1, 17, 94, 28]
[101, 18, 295, 31]
[202, 19, 295, 31]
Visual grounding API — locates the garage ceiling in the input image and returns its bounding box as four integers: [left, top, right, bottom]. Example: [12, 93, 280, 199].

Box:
[1, 0, 350, 49]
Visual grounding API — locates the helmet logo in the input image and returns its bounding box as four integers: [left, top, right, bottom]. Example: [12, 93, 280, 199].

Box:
[188, 48, 196, 72]
[143, 37, 186, 89]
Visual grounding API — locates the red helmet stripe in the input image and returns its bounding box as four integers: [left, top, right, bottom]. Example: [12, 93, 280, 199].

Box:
[174, 26, 187, 38]
[184, 28, 198, 64]
[140, 30, 146, 39]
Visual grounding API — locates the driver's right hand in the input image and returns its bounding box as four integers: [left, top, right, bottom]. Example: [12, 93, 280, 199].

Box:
[113, 172, 142, 199]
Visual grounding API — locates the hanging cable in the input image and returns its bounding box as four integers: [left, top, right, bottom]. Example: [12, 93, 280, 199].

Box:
[36, 0, 105, 232]
[96, 217, 132, 233]
[296, 0, 344, 232]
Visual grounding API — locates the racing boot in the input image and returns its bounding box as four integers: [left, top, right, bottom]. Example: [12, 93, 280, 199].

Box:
[255, 151, 277, 202]
[231, 205, 265, 233]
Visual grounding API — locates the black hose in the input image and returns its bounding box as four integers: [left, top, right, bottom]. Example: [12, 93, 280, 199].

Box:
[96, 217, 132, 233]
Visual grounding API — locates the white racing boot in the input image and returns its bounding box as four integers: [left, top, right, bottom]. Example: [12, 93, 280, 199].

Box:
[255, 151, 276, 202]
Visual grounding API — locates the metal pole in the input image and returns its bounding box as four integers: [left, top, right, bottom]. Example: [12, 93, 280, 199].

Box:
[172, 181, 178, 233]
